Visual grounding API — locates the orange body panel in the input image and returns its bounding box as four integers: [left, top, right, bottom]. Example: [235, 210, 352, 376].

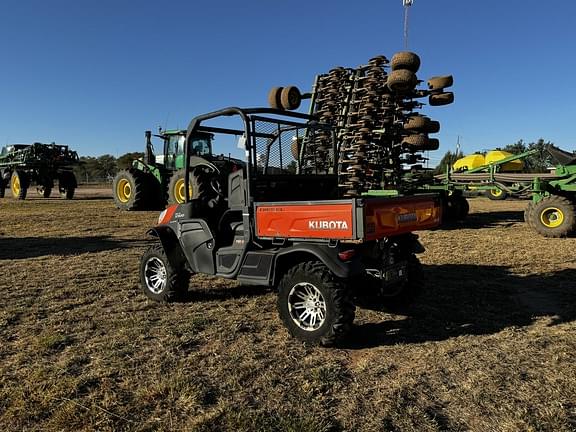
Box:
[255, 195, 441, 241]
[363, 196, 441, 240]
[256, 203, 354, 239]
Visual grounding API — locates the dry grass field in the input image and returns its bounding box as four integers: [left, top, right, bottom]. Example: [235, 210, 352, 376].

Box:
[1, 188, 575, 431]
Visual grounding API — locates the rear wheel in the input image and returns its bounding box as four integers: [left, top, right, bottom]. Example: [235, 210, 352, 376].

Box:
[140, 243, 190, 302]
[530, 195, 576, 238]
[11, 170, 28, 200]
[277, 261, 355, 346]
[486, 188, 508, 200]
[59, 171, 76, 199]
[37, 186, 52, 198]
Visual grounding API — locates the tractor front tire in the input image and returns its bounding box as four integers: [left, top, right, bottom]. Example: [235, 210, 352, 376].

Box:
[530, 195, 576, 238]
[37, 186, 52, 198]
[113, 169, 148, 210]
[11, 170, 28, 200]
[140, 243, 190, 302]
[277, 261, 355, 346]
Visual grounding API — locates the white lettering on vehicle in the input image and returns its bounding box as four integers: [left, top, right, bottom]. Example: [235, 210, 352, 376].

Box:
[308, 220, 349, 230]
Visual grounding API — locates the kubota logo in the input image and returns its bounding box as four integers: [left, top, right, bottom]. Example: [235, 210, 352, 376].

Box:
[308, 220, 349, 230]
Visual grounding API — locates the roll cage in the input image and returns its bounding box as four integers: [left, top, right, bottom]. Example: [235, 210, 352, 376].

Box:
[183, 107, 338, 203]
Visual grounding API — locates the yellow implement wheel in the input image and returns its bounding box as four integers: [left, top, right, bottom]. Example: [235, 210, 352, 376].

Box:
[116, 178, 132, 203]
[540, 206, 564, 228]
[530, 195, 576, 237]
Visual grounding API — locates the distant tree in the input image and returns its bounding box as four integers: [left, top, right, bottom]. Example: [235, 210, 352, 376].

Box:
[502, 138, 554, 172]
[117, 152, 144, 170]
[434, 150, 463, 174]
[97, 155, 118, 179]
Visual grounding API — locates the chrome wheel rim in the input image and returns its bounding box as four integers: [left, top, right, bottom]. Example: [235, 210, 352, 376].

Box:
[287, 282, 326, 331]
[144, 257, 167, 294]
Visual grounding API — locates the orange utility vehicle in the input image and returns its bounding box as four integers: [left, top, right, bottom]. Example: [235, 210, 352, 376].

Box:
[140, 108, 441, 345]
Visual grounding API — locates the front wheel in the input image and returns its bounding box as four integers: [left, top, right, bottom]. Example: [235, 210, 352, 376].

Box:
[139, 243, 191, 302]
[277, 261, 355, 346]
[530, 195, 576, 238]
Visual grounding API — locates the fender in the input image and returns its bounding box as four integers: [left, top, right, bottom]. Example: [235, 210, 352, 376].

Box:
[190, 156, 219, 173]
[147, 225, 189, 271]
[272, 243, 364, 283]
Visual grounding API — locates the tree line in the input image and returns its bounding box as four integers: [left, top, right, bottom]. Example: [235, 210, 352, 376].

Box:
[73, 152, 143, 184]
[76, 138, 572, 183]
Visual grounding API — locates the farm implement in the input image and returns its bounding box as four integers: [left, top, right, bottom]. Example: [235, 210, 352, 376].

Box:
[415, 145, 576, 237]
[0, 142, 79, 200]
[138, 51, 457, 345]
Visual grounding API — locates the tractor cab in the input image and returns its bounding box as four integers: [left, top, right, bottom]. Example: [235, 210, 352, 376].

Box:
[148, 129, 213, 171]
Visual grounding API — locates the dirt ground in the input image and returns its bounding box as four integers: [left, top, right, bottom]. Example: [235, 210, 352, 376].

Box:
[1, 188, 575, 431]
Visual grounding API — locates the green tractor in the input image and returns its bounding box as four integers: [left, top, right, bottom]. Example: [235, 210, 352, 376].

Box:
[112, 129, 242, 210]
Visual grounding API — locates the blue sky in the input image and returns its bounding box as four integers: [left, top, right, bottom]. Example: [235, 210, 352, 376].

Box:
[1, 0, 575, 165]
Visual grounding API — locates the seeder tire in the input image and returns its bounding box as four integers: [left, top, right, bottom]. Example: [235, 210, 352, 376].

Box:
[530, 195, 576, 238]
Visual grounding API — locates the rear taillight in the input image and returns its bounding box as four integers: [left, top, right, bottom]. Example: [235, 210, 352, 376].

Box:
[338, 249, 357, 261]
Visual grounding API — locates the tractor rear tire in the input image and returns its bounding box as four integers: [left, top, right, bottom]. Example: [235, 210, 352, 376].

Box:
[486, 188, 508, 200]
[0, 180, 5, 198]
[390, 51, 421, 72]
[140, 243, 191, 302]
[112, 169, 147, 210]
[168, 169, 202, 205]
[11, 170, 28, 200]
[277, 261, 355, 346]
[530, 195, 576, 238]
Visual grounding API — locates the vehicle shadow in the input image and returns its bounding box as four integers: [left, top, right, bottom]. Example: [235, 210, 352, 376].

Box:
[0, 236, 147, 259]
[440, 210, 525, 230]
[344, 264, 576, 349]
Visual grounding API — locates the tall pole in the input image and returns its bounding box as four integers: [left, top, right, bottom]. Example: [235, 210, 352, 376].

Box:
[403, 0, 413, 49]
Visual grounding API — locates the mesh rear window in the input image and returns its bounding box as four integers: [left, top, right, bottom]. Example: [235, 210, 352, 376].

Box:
[251, 118, 335, 175]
